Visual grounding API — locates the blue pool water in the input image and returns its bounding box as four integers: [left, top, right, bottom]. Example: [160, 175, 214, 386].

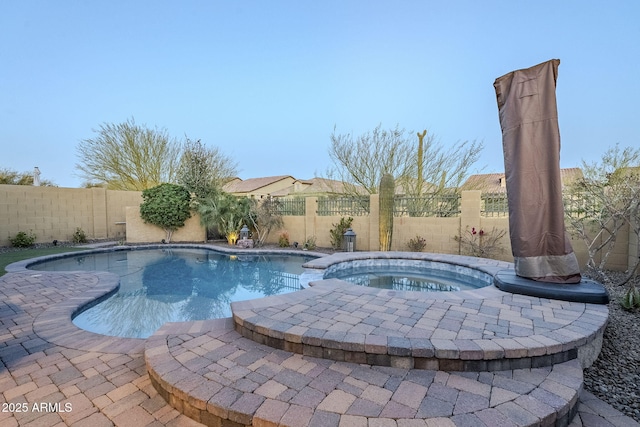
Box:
[324, 266, 487, 292]
[30, 248, 315, 338]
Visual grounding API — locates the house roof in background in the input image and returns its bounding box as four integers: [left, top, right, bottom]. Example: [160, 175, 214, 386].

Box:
[223, 176, 367, 197]
[222, 168, 585, 197]
[222, 175, 296, 193]
[461, 168, 583, 193]
[296, 178, 358, 195]
[268, 178, 361, 197]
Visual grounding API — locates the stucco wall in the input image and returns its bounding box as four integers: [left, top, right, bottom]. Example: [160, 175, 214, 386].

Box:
[266, 194, 507, 257]
[264, 192, 622, 271]
[0, 185, 140, 246]
[125, 207, 206, 243]
[0, 184, 631, 273]
[106, 189, 143, 240]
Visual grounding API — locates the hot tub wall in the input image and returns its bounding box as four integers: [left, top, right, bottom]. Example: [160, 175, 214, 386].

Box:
[323, 258, 494, 288]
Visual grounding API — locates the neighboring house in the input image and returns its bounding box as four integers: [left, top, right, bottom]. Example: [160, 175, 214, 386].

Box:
[274, 177, 366, 197]
[461, 168, 583, 193]
[222, 170, 585, 200]
[394, 178, 439, 196]
[269, 179, 314, 197]
[223, 176, 364, 198]
[222, 175, 299, 198]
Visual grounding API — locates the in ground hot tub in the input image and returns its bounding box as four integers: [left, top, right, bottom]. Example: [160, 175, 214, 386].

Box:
[323, 258, 492, 292]
[301, 252, 496, 294]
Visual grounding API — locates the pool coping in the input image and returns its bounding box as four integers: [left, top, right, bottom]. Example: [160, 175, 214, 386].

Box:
[4, 242, 328, 273]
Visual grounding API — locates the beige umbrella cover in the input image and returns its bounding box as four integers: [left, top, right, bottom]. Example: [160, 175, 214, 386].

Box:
[494, 59, 581, 284]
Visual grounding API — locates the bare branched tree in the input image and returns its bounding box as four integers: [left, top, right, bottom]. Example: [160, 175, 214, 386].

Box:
[76, 118, 182, 190]
[326, 125, 483, 216]
[247, 198, 284, 247]
[564, 144, 640, 286]
[177, 138, 238, 199]
[398, 131, 483, 216]
[326, 124, 413, 196]
[399, 132, 483, 197]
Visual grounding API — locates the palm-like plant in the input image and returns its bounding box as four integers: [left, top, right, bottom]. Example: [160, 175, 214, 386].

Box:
[197, 192, 252, 244]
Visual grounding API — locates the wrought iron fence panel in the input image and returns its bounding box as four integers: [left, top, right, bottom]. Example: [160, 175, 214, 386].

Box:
[563, 192, 603, 219]
[481, 193, 509, 217]
[317, 196, 370, 216]
[277, 198, 306, 216]
[476, 191, 604, 219]
[394, 194, 461, 217]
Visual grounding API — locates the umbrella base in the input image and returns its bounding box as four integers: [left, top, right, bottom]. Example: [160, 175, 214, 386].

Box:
[494, 269, 609, 304]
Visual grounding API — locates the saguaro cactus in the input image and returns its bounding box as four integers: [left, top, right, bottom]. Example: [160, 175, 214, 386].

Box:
[379, 173, 395, 251]
[416, 130, 426, 196]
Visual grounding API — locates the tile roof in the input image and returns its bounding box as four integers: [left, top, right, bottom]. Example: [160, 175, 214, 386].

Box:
[222, 175, 295, 193]
[461, 168, 583, 193]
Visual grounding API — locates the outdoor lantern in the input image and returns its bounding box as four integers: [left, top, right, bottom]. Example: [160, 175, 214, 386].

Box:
[343, 228, 356, 252]
[240, 225, 249, 240]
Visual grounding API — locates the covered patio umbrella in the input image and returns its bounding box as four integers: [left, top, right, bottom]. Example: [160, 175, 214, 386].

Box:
[494, 59, 581, 284]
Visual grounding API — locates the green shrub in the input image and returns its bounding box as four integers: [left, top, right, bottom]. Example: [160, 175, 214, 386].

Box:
[140, 183, 192, 243]
[329, 217, 353, 249]
[10, 230, 36, 248]
[72, 227, 87, 244]
[303, 236, 317, 250]
[407, 235, 427, 252]
[278, 231, 290, 247]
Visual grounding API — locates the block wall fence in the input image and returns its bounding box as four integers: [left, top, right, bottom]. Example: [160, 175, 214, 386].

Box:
[0, 185, 141, 246]
[0, 185, 631, 272]
[270, 192, 629, 272]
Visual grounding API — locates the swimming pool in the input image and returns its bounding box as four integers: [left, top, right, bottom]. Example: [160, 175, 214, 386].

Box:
[30, 248, 316, 338]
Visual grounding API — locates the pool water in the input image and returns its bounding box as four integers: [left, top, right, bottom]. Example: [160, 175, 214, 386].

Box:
[325, 266, 484, 292]
[30, 248, 315, 338]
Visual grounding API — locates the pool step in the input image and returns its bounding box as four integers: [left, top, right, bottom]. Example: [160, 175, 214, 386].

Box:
[146, 319, 583, 427]
[231, 279, 607, 371]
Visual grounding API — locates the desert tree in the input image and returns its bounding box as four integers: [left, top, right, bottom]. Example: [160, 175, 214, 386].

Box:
[564, 144, 640, 290]
[247, 197, 284, 247]
[139, 183, 192, 243]
[326, 124, 483, 215]
[76, 117, 182, 190]
[177, 138, 238, 199]
[402, 130, 482, 195]
[0, 167, 55, 186]
[326, 124, 412, 196]
[397, 130, 483, 216]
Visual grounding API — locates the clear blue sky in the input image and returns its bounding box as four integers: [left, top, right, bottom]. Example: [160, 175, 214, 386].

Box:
[2, 1, 639, 188]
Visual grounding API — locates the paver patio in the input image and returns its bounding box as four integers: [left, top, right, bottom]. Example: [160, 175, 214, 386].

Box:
[1, 246, 638, 426]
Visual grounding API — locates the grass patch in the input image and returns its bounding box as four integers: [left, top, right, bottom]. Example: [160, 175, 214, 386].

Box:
[0, 247, 89, 277]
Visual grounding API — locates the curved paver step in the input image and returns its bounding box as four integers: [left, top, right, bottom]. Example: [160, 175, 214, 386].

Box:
[231, 279, 608, 371]
[146, 319, 583, 427]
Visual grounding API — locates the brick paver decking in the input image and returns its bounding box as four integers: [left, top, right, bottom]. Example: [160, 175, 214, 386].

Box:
[0, 271, 205, 427]
[1, 247, 638, 426]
